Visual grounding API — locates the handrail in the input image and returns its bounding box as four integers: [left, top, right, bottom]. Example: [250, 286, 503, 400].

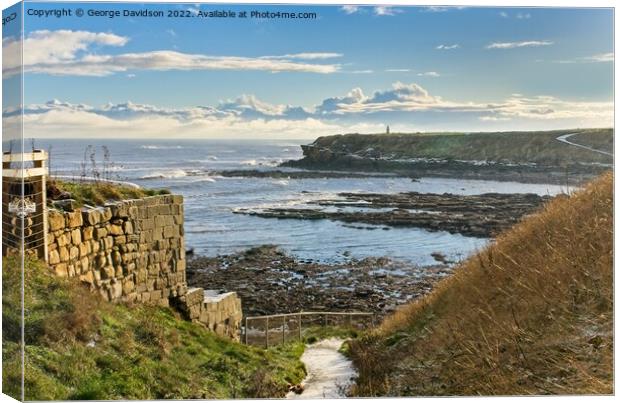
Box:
[243, 311, 376, 346]
[245, 311, 373, 320]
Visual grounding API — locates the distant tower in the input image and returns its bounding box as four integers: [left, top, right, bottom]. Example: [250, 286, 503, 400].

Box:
[386, 125, 390, 134]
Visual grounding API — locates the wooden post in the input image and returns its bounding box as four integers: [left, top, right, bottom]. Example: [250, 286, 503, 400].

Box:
[282, 316, 286, 345]
[244, 317, 248, 344]
[265, 318, 269, 348]
[324, 314, 328, 327]
[298, 313, 302, 341]
[348, 314, 353, 329]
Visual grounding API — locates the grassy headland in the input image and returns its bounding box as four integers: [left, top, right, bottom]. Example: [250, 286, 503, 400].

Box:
[348, 172, 613, 396]
[2, 258, 306, 400]
[305, 129, 612, 165]
[283, 129, 612, 184]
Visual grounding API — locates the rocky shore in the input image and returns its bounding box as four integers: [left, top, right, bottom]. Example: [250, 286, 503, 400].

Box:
[186, 245, 452, 317]
[234, 191, 554, 238]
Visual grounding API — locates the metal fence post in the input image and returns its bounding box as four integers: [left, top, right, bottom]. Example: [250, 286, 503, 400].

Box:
[244, 317, 248, 344]
[298, 313, 302, 341]
[282, 316, 286, 345]
[265, 317, 269, 348]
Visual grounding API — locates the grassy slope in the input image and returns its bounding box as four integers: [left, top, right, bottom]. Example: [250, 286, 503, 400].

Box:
[2, 258, 305, 400]
[349, 172, 613, 396]
[310, 128, 613, 165]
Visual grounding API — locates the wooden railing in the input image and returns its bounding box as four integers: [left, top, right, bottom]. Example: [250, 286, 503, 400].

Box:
[243, 311, 375, 347]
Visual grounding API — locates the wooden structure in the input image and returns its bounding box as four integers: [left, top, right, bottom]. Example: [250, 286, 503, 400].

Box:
[2, 150, 48, 261]
[243, 311, 375, 347]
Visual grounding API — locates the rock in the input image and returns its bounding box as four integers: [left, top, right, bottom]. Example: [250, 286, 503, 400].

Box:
[48, 210, 65, 231]
[82, 208, 102, 226]
[65, 211, 83, 228]
[51, 199, 77, 211]
[48, 250, 60, 265]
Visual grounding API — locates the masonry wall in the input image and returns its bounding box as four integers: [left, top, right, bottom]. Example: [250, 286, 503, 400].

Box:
[45, 194, 243, 339]
[178, 288, 243, 341]
[46, 195, 187, 306]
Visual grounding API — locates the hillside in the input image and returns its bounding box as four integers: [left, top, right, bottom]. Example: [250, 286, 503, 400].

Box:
[2, 258, 305, 400]
[349, 172, 613, 396]
[283, 129, 612, 184]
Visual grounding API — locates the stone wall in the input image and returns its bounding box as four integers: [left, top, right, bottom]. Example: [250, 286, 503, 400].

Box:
[45, 193, 243, 340]
[177, 288, 243, 341]
[46, 195, 187, 306]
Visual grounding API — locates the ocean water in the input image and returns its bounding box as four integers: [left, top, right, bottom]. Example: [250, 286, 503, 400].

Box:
[37, 139, 571, 266]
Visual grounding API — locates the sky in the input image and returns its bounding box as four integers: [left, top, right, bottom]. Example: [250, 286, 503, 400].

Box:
[2, 2, 614, 139]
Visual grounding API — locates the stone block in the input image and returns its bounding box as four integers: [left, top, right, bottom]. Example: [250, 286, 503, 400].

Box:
[95, 227, 108, 240]
[80, 256, 90, 273]
[58, 246, 69, 262]
[83, 226, 94, 241]
[123, 221, 134, 234]
[110, 280, 123, 300]
[66, 211, 83, 228]
[48, 250, 60, 265]
[102, 265, 115, 279]
[100, 207, 113, 222]
[56, 233, 70, 247]
[71, 228, 82, 245]
[122, 279, 135, 295]
[108, 224, 123, 236]
[79, 242, 91, 258]
[54, 263, 68, 277]
[48, 210, 66, 231]
[82, 208, 101, 226]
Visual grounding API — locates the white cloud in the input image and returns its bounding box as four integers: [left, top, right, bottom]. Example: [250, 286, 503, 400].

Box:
[516, 13, 531, 19]
[421, 6, 466, 12]
[499, 11, 509, 18]
[486, 40, 553, 49]
[3, 30, 128, 74]
[3, 30, 341, 77]
[417, 72, 440, 77]
[374, 6, 402, 16]
[261, 52, 343, 60]
[436, 44, 459, 50]
[583, 52, 614, 62]
[10, 83, 613, 138]
[340, 5, 359, 14]
[349, 70, 374, 74]
[386, 69, 411, 72]
[551, 52, 613, 64]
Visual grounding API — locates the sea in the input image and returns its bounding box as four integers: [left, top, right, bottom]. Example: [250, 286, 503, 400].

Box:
[37, 139, 571, 267]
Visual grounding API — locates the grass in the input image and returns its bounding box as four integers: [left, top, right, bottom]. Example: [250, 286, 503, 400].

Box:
[2, 258, 306, 400]
[48, 179, 170, 207]
[349, 171, 613, 396]
[310, 128, 613, 165]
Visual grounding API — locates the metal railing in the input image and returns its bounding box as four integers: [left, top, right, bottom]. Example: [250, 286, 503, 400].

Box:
[243, 311, 375, 347]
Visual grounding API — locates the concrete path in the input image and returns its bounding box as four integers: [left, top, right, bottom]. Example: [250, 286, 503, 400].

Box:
[555, 133, 613, 157]
[287, 338, 357, 399]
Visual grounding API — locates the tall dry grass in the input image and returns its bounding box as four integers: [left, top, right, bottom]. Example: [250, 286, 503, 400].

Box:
[350, 172, 613, 396]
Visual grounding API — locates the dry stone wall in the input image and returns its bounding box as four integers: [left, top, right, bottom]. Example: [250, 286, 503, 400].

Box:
[45, 193, 243, 339]
[47, 195, 187, 305]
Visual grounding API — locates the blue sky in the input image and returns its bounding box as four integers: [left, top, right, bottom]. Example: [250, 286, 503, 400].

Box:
[2, 3, 614, 138]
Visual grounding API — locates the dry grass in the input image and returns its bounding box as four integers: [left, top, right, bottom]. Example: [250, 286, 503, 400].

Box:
[350, 172, 613, 396]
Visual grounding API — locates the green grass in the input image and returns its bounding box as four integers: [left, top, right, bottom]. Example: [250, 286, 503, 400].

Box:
[48, 179, 170, 207]
[2, 258, 306, 400]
